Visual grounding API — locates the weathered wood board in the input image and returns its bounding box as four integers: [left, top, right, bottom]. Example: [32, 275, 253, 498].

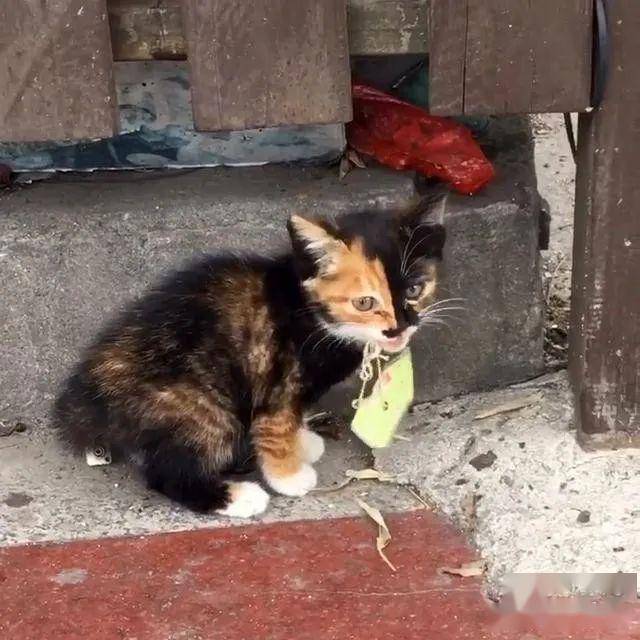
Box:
[429, 0, 593, 115]
[348, 0, 428, 55]
[569, 3, 640, 449]
[181, 0, 352, 131]
[108, 0, 428, 61]
[0, 0, 118, 142]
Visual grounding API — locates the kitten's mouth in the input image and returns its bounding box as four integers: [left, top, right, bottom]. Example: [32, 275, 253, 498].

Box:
[377, 327, 417, 353]
[378, 335, 410, 354]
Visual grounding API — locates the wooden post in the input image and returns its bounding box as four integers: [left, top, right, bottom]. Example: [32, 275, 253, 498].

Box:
[570, 2, 640, 448]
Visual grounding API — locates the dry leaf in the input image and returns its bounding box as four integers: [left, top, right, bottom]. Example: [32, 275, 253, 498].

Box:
[460, 491, 480, 533]
[438, 560, 486, 578]
[405, 486, 432, 510]
[356, 498, 396, 571]
[310, 478, 353, 493]
[338, 155, 351, 180]
[346, 149, 366, 169]
[345, 468, 396, 482]
[473, 395, 540, 420]
[311, 468, 395, 493]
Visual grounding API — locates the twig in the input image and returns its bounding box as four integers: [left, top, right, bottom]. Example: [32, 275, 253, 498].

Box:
[405, 486, 433, 510]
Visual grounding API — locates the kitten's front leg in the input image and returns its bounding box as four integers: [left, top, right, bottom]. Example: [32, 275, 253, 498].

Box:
[252, 409, 320, 496]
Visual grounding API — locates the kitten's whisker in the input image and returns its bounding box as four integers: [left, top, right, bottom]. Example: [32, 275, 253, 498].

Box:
[402, 230, 442, 275]
[299, 326, 329, 353]
[420, 306, 467, 315]
[420, 318, 454, 335]
[311, 333, 334, 354]
[400, 223, 423, 275]
[425, 297, 468, 309]
[404, 253, 434, 275]
[420, 318, 452, 329]
[420, 306, 468, 317]
[421, 313, 466, 324]
[401, 222, 440, 275]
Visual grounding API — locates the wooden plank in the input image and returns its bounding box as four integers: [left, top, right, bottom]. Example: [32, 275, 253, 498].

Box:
[428, 0, 467, 115]
[181, 0, 352, 131]
[0, 0, 118, 142]
[429, 0, 592, 116]
[569, 2, 640, 449]
[348, 0, 428, 55]
[108, 0, 428, 61]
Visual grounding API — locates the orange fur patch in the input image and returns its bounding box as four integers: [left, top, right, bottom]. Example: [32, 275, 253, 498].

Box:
[253, 409, 303, 478]
[306, 237, 397, 333]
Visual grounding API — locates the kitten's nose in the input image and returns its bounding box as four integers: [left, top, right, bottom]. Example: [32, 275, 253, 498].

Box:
[383, 326, 405, 338]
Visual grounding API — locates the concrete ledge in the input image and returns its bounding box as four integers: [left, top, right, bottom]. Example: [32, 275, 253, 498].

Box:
[416, 117, 544, 400]
[0, 167, 416, 424]
[0, 118, 543, 428]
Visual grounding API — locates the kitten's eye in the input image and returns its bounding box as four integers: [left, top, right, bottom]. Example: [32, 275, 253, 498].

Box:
[405, 284, 423, 300]
[352, 296, 377, 312]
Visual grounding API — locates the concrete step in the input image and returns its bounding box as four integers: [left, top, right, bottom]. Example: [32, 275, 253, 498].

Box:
[0, 118, 543, 431]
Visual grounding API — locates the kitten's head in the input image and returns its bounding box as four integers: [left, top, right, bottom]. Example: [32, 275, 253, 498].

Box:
[287, 194, 446, 354]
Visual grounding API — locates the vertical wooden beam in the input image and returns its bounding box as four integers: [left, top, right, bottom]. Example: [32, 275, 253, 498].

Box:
[428, 0, 467, 115]
[428, 0, 592, 116]
[181, 0, 352, 131]
[0, 0, 118, 142]
[570, 2, 640, 448]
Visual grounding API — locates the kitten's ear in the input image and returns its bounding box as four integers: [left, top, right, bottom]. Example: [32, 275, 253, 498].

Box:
[398, 188, 448, 260]
[401, 185, 449, 227]
[287, 214, 344, 275]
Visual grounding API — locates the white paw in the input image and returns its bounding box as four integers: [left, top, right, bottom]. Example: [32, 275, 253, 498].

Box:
[264, 463, 317, 497]
[216, 481, 270, 518]
[299, 428, 325, 464]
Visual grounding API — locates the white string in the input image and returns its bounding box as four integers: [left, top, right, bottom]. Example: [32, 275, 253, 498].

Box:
[352, 342, 389, 409]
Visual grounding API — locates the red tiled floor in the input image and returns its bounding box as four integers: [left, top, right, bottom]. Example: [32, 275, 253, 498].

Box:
[0, 511, 638, 640]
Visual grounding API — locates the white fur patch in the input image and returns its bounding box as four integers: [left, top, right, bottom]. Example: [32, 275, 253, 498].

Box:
[298, 428, 325, 464]
[264, 463, 317, 497]
[216, 481, 270, 518]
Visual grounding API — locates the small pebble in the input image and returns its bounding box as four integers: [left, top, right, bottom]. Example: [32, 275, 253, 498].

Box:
[4, 492, 33, 508]
[469, 451, 497, 471]
[577, 510, 591, 524]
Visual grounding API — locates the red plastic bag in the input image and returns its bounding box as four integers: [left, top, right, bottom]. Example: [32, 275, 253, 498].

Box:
[347, 83, 495, 195]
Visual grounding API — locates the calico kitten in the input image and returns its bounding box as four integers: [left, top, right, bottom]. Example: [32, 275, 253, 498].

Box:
[53, 198, 446, 518]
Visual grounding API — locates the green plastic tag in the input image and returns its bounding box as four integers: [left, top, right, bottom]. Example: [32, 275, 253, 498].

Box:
[351, 349, 414, 449]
